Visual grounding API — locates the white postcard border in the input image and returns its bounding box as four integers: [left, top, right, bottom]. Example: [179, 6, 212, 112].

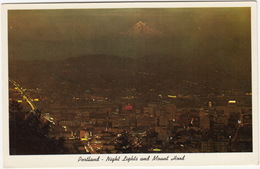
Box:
[1, 1, 258, 168]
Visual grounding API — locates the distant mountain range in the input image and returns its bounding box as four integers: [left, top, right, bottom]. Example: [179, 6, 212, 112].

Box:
[9, 54, 251, 98]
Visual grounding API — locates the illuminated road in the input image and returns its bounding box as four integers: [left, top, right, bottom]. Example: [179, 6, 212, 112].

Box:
[9, 78, 55, 124]
[9, 78, 36, 110]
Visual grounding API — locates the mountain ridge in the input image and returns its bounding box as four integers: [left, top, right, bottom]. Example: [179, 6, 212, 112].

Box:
[9, 54, 251, 92]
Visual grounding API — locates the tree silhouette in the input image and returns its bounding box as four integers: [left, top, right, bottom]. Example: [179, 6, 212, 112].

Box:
[9, 100, 68, 155]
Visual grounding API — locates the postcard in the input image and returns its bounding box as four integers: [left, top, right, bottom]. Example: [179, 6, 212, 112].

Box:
[1, 1, 258, 168]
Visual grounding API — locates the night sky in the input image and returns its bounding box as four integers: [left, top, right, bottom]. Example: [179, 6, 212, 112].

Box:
[8, 8, 251, 60]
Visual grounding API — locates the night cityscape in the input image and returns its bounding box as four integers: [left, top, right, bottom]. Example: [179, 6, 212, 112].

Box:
[8, 8, 252, 154]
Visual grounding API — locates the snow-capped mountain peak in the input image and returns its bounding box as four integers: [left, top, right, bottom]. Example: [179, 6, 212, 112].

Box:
[121, 21, 163, 37]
